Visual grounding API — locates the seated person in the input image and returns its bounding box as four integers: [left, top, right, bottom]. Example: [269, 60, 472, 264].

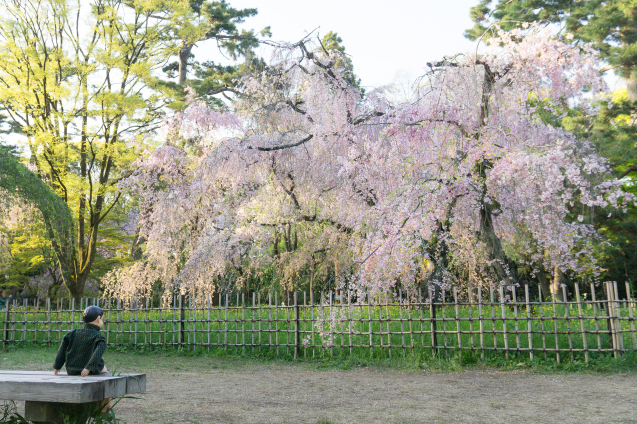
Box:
[53, 305, 111, 413]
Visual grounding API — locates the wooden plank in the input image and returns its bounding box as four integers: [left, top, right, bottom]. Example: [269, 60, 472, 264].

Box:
[0, 373, 145, 403]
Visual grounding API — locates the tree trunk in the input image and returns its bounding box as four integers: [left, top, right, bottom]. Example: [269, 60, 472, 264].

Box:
[550, 264, 564, 302]
[178, 45, 193, 86]
[537, 270, 550, 300]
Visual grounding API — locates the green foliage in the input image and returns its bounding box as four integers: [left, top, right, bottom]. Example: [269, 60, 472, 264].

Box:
[0, 0, 177, 298]
[465, 0, 637, 77]
[0, 151, 76, 292]
[465, 1, 637, 293]
[320, 31, 363, 93]
[156, 0, 270, 108]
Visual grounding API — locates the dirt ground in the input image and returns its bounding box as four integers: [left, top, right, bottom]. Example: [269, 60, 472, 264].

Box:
[6, 349, 636, 424]
[112, 366, 635, 424]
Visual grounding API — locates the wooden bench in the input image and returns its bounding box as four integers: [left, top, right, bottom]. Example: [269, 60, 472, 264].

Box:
[0, 370, 146, 423]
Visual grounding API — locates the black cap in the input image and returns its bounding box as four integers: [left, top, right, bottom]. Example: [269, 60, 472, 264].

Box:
[83, 305, 103, 323]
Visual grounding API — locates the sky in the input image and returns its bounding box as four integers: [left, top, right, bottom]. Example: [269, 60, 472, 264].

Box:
[210, 0, 480, 89]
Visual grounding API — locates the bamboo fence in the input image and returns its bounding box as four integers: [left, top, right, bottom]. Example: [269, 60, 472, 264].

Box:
[1, 282, 636, 363]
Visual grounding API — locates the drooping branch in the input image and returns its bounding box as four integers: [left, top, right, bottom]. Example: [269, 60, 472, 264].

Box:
[252, 134, 313, 151]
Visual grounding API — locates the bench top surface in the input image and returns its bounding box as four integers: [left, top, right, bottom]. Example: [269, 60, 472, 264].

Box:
[0, 370, 146, 403]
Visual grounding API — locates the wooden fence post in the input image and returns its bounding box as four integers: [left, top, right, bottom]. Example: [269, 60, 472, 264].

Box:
[613, 281, 624, 354]
[179, 294, 185, 347]
[574, 284, 588, 363]
[294, 291, 300, 360]
[46, 298, 51, 347]
[3, 298, 10, 348]
[626, 281, 637, 350]
[429, 287, 437, 355]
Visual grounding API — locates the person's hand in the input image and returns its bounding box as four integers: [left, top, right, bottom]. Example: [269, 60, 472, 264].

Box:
[54, 369, 60, 375]
[8, 295, 11, 298]
[81, 368, 90, 377]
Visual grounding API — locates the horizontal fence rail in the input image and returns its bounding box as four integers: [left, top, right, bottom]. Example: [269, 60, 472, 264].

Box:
[1, 282, 635, 363]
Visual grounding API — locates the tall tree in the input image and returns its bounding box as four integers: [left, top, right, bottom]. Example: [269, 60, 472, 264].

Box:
[466, 1, 637, 98]
[0, 0, 173, 299]
[152, 0, 270, 106]
[104, 27, 630, 305]
[465, 1, 637, 293]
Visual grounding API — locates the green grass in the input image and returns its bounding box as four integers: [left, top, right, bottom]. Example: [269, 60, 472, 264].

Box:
[1, 342, 636, 375]
[1, 301, 636, 365]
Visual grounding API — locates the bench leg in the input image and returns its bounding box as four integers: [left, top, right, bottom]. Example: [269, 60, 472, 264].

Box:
[25, 400, 107, 424]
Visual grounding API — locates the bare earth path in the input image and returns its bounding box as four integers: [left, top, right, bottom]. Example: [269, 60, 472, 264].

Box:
[5, 349, 636, 423]
[116, 366, 636, 424]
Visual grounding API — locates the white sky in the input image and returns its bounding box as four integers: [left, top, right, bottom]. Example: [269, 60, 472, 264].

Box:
[221, 0, 623, 90]
[216, 0, 479, 88]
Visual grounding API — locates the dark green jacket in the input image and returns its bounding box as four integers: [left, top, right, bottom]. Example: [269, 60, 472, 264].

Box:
[0, 297, 9, 310]
[53, 324, 106, 375]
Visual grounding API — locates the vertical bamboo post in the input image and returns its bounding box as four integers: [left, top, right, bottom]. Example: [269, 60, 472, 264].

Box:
[454, 287, 461, 358]
[275, 291, 281, 355]
[34, 297, 39, 344]
[562, 285, 574, 361]
[551, 288, 560, 364]
[419, 288, 425, 349]
[258, 292, 262, 348]
[328, 291, 333, 357]
[398, 289, 405, 357]
[478, 287, 484, 359]
[490, 287, 496, 350]
[217, 293, 222, 347]
[604, 283, 614, 355]
[538, 287, 547, 360]
[206, 294, 210, 351]
[441, 289, 448, 358]
[429, 286, 437, 355]
[310, 291, 314, 357]
[22, 298, 27, 343]
[348, 290, 354, 354]
[385, 292, 392, 359]
[604, 282, 615, 355]
[499, 286, 509, 360]
[224, 294, 229, 349]
[46, 298, 51, 347]
[613, 281, 625, 353]
[512, 286, 520, 357]
[626, 281, 637, 350]
[398, 289, 406, 355]
[591, 283, 602, 353]
[178, 295, 184, 348]
[242, 293, 246, 351]
[134, 296, 139, 347]
[334, 290, 347, 352]
[406, 291, 414, 352]
[294, 291, 300, 360]
[524, 284, 533, 360]
[468, 287, 475, 356]
[574, 284, 588, 363]
[116, 299, 121, 345]
[268, 292, 272, 347]
[305, 291, 309, 356]
[105, 299, 111, 346]
[252, 292, 256, 350]
[145, 297, 149, 346]
[367, 290, 374, 354]
[3, 298, 10, 349]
